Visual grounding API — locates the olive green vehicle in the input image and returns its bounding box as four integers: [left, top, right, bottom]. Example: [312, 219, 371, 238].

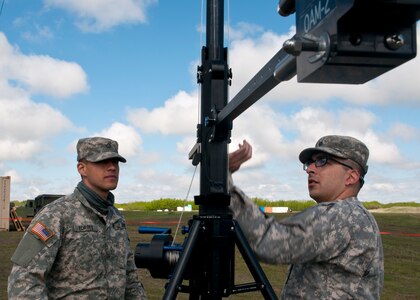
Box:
[17, 194, 64, 218]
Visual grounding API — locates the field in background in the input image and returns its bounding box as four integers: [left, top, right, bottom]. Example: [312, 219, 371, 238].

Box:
[112, 199, 420, 213]
[1, 211, 419, 299]
[13, 198, 418, 214]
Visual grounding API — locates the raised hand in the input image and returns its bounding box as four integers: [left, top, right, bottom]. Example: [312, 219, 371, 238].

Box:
[229, 140, 252, 173]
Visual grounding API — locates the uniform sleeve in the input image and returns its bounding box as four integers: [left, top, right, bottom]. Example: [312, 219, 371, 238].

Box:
[125, 245, 147, 299]
[7, 211, 61, 299]
[229, 174, 352, 265]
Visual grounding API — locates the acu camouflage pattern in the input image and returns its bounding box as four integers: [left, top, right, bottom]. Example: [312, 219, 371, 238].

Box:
[299, 135, 369, 174]
[77, 137, 127, 163]
[228, 176, 384, 299]
[8, 189, 146, 299]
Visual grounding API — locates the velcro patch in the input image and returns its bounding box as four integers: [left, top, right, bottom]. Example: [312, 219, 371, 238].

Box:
[74, 224, 97, 232]
[31, 221, 54, 242]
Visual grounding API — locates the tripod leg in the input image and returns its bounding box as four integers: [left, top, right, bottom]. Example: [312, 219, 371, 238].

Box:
[233, 220, 278, 300]
[163, 218, 201, 300]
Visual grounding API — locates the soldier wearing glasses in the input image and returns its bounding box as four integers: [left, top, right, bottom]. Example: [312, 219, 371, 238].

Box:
[228, 135, 384, 299]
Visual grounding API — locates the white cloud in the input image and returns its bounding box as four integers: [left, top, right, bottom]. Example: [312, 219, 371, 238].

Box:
[0, 33, 88, 98]
[44, 0, 157, 32]
[0, 86, 75, 160]
[289, 107, 378, 142]
[231, 104, 285, 167]
[115, 167, 199, 202]
[95, 122, 143, 159]
[0, 95, 73, 139]
[230, 105, 405, 167]
[228, 26, 294, 97]
[4, 169, 22, 184]
[0, 32, 87, 162]
[369, 182, 399, 194]
[127, 90, 199, 135]
[226, 22, 264, 41]
[0, 139, 43, 161]
[21, 24, 54, 42]
[388, 122, 419, 141]
[363, 131, 402, 165]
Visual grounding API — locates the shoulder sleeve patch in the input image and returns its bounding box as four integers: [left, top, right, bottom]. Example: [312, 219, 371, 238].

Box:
[31, 221, 54, 242]
[11, 233, 47, 267]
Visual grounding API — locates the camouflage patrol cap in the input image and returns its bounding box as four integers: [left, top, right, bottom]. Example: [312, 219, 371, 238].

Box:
[77, 137, 126, 163]
[299, 135, 369, 174]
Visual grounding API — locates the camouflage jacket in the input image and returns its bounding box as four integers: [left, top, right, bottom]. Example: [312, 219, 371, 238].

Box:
[8, 188, 147, 300]
[229, 178, 384, 299]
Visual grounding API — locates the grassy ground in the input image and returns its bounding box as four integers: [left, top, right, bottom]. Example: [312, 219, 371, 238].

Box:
[1, 211, 419, 299]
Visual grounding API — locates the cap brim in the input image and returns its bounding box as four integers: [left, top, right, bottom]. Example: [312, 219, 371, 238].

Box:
[299, 147, 347, 163]
[86, 152, 127, 163]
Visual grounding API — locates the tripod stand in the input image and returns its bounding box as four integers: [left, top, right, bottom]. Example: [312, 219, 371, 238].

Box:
[162, 213, 277, 299]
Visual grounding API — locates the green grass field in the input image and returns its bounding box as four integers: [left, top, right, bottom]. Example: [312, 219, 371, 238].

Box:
[1, 211, 419, 299]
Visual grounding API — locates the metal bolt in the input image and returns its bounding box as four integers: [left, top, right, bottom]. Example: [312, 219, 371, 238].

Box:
[349, 33, 362, 46]
[385, 34, 404, 50]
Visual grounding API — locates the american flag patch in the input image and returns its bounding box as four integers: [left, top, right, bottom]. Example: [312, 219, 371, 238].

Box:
[31, 221, 54, 242]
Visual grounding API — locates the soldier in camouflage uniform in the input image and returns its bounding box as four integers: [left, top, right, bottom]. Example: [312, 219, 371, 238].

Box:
[8, 137, 147, 299]
[228, 135, 384, 299]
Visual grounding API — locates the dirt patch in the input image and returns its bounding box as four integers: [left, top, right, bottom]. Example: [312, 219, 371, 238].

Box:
[369, 206, 420, 214]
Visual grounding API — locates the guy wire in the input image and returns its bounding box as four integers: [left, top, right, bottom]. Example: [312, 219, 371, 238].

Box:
[0, 0, 5, 18]
[171, 164, 198, 246]
[171, 0, 203, 245]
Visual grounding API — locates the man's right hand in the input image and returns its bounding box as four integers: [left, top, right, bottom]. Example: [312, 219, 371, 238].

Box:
[229, 140, 252, 173]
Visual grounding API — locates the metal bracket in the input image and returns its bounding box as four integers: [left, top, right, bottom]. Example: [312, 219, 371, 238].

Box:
[283, 32, 330, 63]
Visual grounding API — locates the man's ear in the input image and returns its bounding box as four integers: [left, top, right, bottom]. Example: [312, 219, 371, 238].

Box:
[345, 169, 360, 186]
[77, 161, 87, 177]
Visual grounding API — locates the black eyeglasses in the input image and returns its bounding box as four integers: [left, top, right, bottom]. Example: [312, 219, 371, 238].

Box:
[303, 156, 354, 171]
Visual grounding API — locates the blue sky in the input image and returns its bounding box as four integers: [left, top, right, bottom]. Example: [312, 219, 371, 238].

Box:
[0, 1, 419, 204]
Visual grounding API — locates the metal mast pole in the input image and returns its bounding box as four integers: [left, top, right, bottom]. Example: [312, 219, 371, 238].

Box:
[196, 0, 231, 212]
